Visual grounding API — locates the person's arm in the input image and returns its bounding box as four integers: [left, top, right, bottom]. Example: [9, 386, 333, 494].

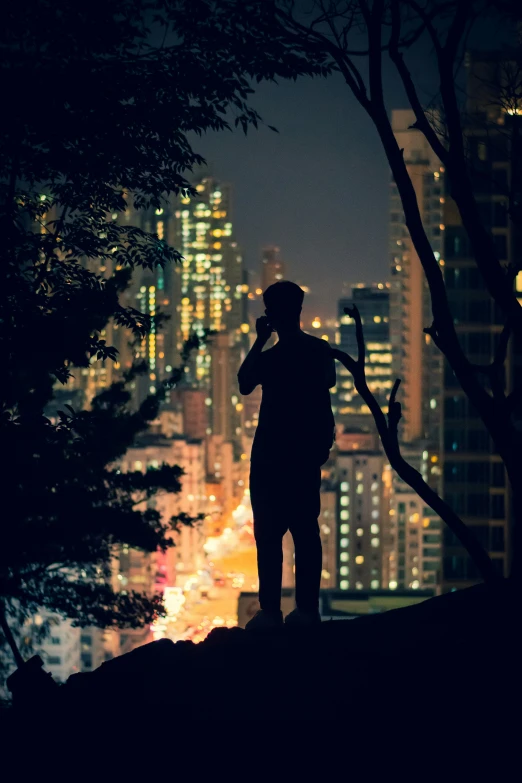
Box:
[237, 316, 272, 395]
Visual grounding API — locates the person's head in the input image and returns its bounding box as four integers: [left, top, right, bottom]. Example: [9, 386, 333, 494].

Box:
[263, 280, 304, 333]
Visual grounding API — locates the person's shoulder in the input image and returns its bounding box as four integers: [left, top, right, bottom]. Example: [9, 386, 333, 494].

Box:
[302, 332, 333, 353]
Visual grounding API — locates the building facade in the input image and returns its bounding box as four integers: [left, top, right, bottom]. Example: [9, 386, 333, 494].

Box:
[390, 110, 444, 451]
[440, 51, 519, 588]
[336, 284, 392, 430]
[383, 447, 442, 591]
[335, 449, 386, 591]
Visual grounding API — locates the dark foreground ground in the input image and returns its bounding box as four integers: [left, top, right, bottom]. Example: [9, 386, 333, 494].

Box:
[2, 583, 519, 757]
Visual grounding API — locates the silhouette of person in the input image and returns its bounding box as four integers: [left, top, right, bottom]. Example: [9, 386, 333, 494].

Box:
[238, 281, 336, 629]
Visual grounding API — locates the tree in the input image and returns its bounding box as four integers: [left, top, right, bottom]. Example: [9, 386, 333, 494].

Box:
[215, 0, 522, 586]
[0, 0, 331, 669]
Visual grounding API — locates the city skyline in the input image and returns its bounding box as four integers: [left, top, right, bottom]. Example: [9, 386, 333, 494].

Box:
[3, 2, 519, 723]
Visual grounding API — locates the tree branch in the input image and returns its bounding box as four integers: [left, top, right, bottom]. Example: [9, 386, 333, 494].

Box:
[333, 307, 500, 588]
[388, 0, 448, 164]
[275, 5, 370, 107]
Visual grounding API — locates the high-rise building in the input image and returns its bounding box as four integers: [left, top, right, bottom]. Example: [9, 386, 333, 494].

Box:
[390, 110, 444, 450]
[174, 176, 248, 453]
[335, 448, 386, 591]
[336, 284, 392, 430]
[383, 446, 442, 590]
[64, 192, 183, 406]
[209, 331, 242, 445]
[440, 51, 519, 589]
[176, 177, 245, 352]
[169, 387, 208, 441]
[261, 246, 285, 290]
[68, 177, 247, 406]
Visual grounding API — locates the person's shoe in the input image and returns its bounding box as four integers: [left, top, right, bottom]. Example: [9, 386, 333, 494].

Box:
[245, 610, 284, 630]
[284, 608, 322, 627]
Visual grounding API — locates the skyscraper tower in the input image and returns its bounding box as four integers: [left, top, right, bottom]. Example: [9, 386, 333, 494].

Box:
[440, 51, 519, 589]
[177, 178, 243, 339]
[390, 110, 444, 450]
[118, 193, 182, 402]
[261, 246, 285, 291]
[175, 176, 246, 388]
[388, 111, 445, 591]
[64, 193, 182, 406]
[336, 284, 392, 431]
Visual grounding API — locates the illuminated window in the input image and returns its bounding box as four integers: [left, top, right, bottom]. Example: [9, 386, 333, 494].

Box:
[370, 579, 379, 589]
[340, 496, 349, 506]
[134, 461, 142, 470]
[340, 538, 349, 548]
[356, 581, 363, 590]
[355, 555, 364, 564]
[371, 510, 379, 518]
[371, 524, 379, 534]
[371, 482, 379, 491]
[340, 524, 350, 534]
[340, 481, 349, 492]
[340, 510, 349, 520]
[340, 566, 349, 576]
[356, 484, 364, 494]
[340, 580, 349, 590]
[356, 471, 363, 481]
[340, 552, 349, 562]
[389, 580, 397, 590]
[371, 538, 380, 548]
[356, 528, 363, 537]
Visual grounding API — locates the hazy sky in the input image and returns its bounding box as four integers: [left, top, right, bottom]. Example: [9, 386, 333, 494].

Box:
[198, 73, 392, 322]
[195, 54, 439, 322]
[193, 18, 502, 324]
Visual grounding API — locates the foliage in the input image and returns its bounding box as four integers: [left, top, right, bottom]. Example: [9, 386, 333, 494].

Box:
[0, 0, 331, 649]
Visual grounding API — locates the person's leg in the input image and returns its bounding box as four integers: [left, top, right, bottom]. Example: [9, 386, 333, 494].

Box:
[250, 462, 286, 614]
[288, 464, 322, 614]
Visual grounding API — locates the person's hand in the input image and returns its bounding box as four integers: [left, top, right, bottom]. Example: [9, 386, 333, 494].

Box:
[256, 316, 273, 343]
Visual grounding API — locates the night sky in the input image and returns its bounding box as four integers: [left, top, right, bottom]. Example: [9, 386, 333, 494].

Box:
[196, 61, 435, 322]
[195, 21, 503, 324]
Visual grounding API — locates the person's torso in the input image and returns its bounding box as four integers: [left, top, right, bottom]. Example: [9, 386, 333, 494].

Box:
[252, 333, 335, 462]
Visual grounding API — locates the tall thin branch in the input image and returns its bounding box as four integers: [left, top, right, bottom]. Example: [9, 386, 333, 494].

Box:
[388, 0, 448, 163]
[333, 307, 501, 588]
